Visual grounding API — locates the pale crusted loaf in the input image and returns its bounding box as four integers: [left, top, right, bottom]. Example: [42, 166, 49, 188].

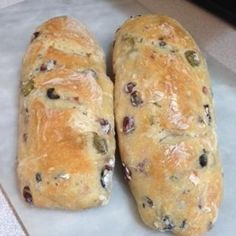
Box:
[113, 15, 223, 235]
[18, 16, 115, 210]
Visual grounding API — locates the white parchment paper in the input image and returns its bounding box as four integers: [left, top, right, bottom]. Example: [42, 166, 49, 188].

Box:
[0, 0, 235, 235]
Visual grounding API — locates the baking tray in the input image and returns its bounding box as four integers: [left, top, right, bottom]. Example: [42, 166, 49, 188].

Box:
[0, 0, 235, 235]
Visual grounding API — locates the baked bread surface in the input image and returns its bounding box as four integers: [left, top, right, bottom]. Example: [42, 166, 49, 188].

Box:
[18, 16, 115, 210]
[113, 15, 223, 235]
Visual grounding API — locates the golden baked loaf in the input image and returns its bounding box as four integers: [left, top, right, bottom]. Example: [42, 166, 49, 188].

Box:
[17, 16, 115, 210]
[113, 15, 223, 235]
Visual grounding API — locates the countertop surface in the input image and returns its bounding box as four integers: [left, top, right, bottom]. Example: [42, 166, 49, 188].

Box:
[0, 0, 235, 235]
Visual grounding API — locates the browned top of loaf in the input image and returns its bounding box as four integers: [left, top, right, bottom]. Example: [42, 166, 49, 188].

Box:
[114, 15, 211, 136]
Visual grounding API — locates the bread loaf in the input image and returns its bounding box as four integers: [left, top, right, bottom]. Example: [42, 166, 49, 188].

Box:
[113, 15, 223, 235]
[17, 16, 115, 210]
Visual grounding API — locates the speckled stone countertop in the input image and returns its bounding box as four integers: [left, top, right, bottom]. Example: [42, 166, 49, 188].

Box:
[0, 0, 235, 235]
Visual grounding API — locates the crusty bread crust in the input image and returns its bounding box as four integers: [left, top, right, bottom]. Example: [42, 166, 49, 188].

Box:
[113, 15, 223, 235]
[18, 16, 115, 210]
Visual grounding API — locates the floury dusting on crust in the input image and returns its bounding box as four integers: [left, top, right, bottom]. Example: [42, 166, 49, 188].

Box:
[168, 93, 189, 130]
[159, 22, 175, 36]
[164, 142, 190, 166]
